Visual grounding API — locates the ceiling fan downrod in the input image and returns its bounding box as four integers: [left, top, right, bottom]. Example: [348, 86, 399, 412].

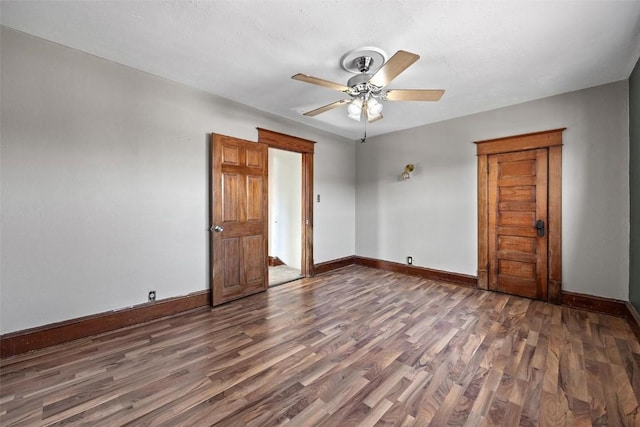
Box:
[353, 56, 373, 73]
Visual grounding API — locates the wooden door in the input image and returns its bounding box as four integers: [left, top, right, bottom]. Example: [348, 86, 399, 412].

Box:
[211, 134, 268, 305]
[488, 148, 548, 299]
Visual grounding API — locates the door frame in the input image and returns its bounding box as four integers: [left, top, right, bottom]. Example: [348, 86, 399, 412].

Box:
[474, 128, 564, 303]
[257, 128, 315, 277]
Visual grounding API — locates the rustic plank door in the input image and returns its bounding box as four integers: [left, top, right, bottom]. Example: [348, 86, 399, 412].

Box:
[488, 148, 548, 299]
[211, 134, 268, 305]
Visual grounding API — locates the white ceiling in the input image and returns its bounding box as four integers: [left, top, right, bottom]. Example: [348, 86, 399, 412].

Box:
[2, 1, 640, 140]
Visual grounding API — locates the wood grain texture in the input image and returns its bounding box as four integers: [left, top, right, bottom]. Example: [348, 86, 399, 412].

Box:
[474, 128, 565, 155]
[561, 291, 629, 317]
[314, 256, 356, 275]
[477, 155, 489, 290]
[256, 128, 315, 278]
[625, 302, 640, 341]
[256, 128, 315, 154]
[2, 265, 638, 426]
[354, 256, 477, 287]
[488, 149, 548, 300]
[302, 151, 314, 277]
[548, 145, 563, 304]
[0, 290, 210, 358]
[476, 128, 564, 304]
[2, 265, 639, 426]
[212, 134, 268, 305]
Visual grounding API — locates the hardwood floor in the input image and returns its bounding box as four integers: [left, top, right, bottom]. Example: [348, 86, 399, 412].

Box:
[1, 265, 639, 426]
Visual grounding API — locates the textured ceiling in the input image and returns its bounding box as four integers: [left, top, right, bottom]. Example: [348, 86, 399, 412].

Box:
[2, 1, 640, 140]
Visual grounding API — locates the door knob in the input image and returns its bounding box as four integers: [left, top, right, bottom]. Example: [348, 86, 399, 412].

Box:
[536, 220, 545, 237]
[211, 225, 224, 232]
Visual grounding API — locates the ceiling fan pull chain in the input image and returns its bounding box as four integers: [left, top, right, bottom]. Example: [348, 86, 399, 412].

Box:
[361, 119, 367, 143]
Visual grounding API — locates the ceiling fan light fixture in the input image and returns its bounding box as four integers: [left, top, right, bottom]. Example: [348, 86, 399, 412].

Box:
[367, 98, 383, 116]
[347, 97, 363, 120]
[347, 111, 362, 121]
[348, 97, 363, 112]
[293, 48, 444, 129]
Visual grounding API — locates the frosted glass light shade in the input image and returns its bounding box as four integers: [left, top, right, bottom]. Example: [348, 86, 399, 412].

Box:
[347, 98, 363, 121]
[367, 98, 383, 116]
[347, 98, 363, 115]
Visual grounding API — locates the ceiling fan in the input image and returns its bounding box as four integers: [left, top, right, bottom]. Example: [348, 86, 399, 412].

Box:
[292, 47, 445, 125]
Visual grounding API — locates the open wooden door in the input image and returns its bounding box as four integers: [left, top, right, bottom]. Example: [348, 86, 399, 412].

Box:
[211, 134, 268, 305]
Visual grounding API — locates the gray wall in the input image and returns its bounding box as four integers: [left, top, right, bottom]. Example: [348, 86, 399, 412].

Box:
[357, 81, 630, 300]
[0, 27, 356, 334]
[2, 24, 634, 334]
[630, 58, 640, 312]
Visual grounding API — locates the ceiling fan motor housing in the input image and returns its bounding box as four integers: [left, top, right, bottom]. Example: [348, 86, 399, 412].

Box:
[347, 73, 382, 98]
[340, 47, 388, 74]
[354, 56, 374, 73]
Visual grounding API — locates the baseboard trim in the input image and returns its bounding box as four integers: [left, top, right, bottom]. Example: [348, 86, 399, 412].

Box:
[561, 291, 628, 317]
[560, 291, 640, 338]
[1, 290, 211, 358]
[354, 256, 478, 288]
[314, 256, 356, 275]
[625, 302, 640, 340]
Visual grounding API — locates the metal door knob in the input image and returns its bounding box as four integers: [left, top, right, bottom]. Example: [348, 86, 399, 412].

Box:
[211, 225, 224, 232]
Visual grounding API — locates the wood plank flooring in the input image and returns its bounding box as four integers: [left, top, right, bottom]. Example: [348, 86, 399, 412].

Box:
[1, 265, 639, 426]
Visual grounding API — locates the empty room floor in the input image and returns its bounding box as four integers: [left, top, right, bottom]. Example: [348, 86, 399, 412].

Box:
[1, 265, 639, 425]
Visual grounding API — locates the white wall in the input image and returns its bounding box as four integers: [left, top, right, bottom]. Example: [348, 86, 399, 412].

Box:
[268, 148, 302, 269]
[357, 81, 630, 300]
[0, 27, 356, 334]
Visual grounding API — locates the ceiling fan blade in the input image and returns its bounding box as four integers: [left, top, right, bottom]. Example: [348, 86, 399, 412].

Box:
[368, 50, 420, 88]
[384, 89, 445, 101]
[292, 73, 350, 92]
[303, 99, 350, 117]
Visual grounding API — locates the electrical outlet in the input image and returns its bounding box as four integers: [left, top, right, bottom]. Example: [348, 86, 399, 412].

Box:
[148, 291, 156, 302]
[407, 256, 413, 265]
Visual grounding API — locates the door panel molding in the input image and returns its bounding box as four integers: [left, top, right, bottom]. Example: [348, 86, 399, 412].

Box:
[488, 149, 548, 299]
[548, 145, 563, 303]
[257, 128, 315, 277]
[475, 128, 564, 303]
[256, 128, 315, 153]
[211, 134, 268, 305]
[475, 128, 564, 155]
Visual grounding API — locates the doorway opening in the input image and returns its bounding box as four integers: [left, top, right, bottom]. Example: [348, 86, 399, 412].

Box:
[209, 129, 314, 306]
[257, 128, 315, 282]
[268, 148, 303, 286]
